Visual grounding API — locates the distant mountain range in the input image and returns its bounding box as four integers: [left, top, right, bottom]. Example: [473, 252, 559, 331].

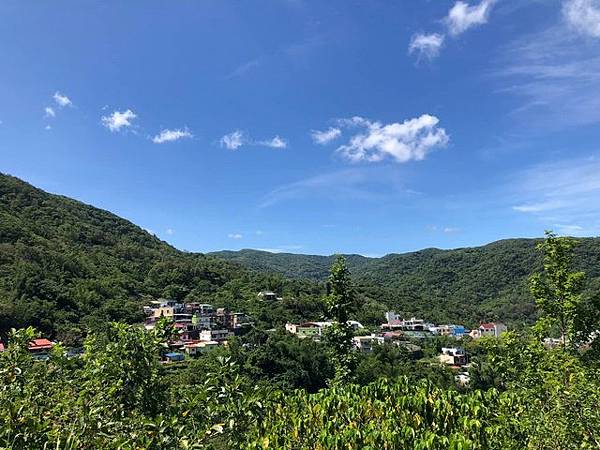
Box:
[211, 237, 600, 326]
[2, 172, 599, 339]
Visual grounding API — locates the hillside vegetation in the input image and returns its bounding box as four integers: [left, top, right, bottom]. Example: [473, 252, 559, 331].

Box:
[2, 171, 599, 339]
[0, 174, 322, 341]
[212, 238, 600, 326]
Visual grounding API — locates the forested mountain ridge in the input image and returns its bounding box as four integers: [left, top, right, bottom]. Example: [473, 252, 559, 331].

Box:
[0, 173, 322, 341]
[212, 236, 600, 326]
[2, 171, 600, 339]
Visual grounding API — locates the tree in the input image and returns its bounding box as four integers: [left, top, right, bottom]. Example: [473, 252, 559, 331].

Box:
[322, 256, 356, 384]
[529, 231, 585, 350]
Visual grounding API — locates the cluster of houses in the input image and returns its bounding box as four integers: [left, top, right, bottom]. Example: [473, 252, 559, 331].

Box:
[144, 299, 252, 362]
[381, 312, 507, 340]
[285, 312, 508, 371]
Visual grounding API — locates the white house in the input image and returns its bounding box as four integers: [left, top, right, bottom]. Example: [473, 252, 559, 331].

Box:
[478, 322, 507, 338]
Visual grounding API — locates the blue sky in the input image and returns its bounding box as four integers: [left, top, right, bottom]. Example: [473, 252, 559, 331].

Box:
[2, 0, 600, 256]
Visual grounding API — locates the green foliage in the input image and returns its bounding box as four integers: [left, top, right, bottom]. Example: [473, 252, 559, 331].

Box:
[214, 237, 600, 327]
[530, 231, 587, 349]
[244, 378, 526, 449]
[0, 173, 326, 341]
[322, 256, 357, 384]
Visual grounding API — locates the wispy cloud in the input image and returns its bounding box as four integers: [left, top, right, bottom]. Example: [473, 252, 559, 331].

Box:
[311, 127, 342, 145]
[563, 0, 600, 38]
[334, 114, 449, 163]
[260, 167, 415, 208]
[220, 130, 288, 150]
[446, 0, 496, 36]
[226, 58, 260, 79]
[220, 130, 245, 150]
[443, 227, 462, 234]
[409, 33, 445, 60]
[256, 245, 303, 253]
[166, 228, 174, 236]
[228, 233, 243, 239]
[493, 8, 600, 127]
[152, 128, 192, 144]
[44, 107, 56, 118]
[511, 156, 600, 234]
[260, 135, 287, 149]
[53, 91, 72, 108]
[101, 109, 137, 132]
[428, 225, 462, 234]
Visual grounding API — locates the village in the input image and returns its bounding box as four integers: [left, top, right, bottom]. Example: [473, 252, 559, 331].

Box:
[0, 289, 509, 382]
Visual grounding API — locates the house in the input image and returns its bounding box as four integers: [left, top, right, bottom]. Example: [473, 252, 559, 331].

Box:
[385, 311, 400, 322]
[432, 324, 467, 337]
[164, 352, 185, 362]
[438, 347, 467, 366]
[381, 317, 433, 332]
[185, 303, 214, 316]
[478, 322, 507, 338]
[0, 342, 4, 352]
[285, 322, 322, 338]
[257, 291, 280, 301]
[191, 313, 213, 330]
[352, 335, 384, 353]
[199, 329, 232, 342]
[184, 340, 219, 356]
[28, 338, 54, 354]
[216, 309, 250, 330]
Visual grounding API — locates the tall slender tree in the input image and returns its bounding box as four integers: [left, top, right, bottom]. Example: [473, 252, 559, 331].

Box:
[529, 231, 585, 350]
[323, 255, 356, 384]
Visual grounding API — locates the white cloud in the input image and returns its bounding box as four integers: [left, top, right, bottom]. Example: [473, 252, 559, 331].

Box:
[256, 245, 303, 253]
[53, 91, 72, 107]
[220, 130, 245, 150]
[446, 0, 495, 36]
[101, 109, 137, 132]
[261, 135, 287, 149]
[44, 107, 56, 118]
[563, 0, 600, 38]
[443, 227, 461, 234]
[311, 127, 342, 145]
[152, 128, 192, 144]
[409, 33, 445, 60]
[221, 130, 287, 150]
[45, 125, 52, 130]
[228, 233, 243, 239]
[166, 228, 174, 235]
[336, 114, 449, 163]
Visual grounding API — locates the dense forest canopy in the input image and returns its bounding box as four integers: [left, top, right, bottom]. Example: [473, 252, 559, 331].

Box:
[212, 237, 600, 326]
[2, 171, 600, 340]
[0, 173, 323, 341]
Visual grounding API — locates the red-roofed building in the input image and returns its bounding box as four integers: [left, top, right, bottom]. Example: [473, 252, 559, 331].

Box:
[478, 322, 507, 338]
[28, 338, 54, 353]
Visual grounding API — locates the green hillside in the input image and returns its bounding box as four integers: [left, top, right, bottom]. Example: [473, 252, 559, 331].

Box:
[2, 171, 599, 338]
[0, 174, 322, 341]
[212, 237, 600, 326]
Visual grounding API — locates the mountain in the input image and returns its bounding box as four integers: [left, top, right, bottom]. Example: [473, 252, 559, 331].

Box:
[0, 173, 321, 342]
[211, 237, 600, 327]
[2, 171, 599, 339]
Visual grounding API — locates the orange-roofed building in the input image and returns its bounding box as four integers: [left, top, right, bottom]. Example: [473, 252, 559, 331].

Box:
[28, 338, 54, 353]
